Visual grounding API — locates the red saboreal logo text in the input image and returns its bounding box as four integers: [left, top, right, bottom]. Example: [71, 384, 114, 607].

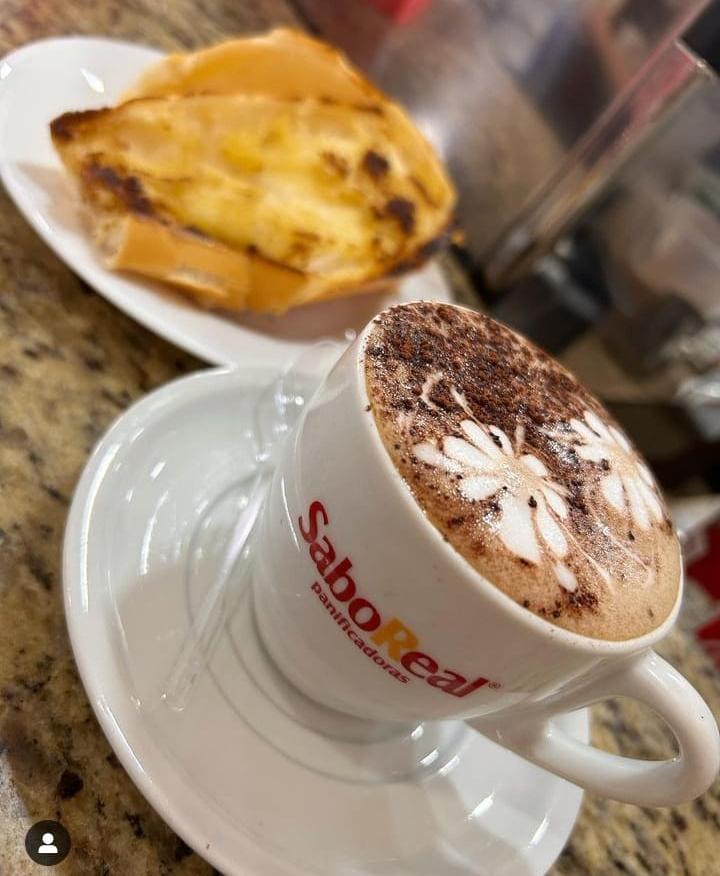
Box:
[299, 499, 498, 697]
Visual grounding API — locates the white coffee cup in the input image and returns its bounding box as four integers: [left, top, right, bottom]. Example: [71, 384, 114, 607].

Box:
[253, 318, 720, 806]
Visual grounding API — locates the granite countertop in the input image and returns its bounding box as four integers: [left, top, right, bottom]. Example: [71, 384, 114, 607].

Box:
[1, 2, 720, 874]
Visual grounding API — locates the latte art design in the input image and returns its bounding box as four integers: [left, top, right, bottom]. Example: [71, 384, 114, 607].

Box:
[413, 420, 580, 592]
[410, 391, 662, 593]
[567, 411, 663, 531]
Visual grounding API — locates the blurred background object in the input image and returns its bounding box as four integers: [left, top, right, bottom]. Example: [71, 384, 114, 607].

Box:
[484, 0, 717, 289]
[295, 0, 710, 273]
[556, 0, 720, 494]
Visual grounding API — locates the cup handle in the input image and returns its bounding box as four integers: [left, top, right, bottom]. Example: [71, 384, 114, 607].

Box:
[467, 649, 720, 806]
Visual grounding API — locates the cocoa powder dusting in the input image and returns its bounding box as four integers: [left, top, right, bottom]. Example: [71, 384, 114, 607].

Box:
[363, 302, 681, 642]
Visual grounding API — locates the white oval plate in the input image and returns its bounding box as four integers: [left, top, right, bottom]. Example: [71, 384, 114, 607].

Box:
[63, 364, 587, 876]
[0, 36, 454, 369]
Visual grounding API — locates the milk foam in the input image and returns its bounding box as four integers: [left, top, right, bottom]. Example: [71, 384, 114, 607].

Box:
[364, 302, 680, 641]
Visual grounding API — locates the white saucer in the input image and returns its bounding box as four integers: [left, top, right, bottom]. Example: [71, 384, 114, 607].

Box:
[0, 36, 453, 370]
[63, 366, 587, 876]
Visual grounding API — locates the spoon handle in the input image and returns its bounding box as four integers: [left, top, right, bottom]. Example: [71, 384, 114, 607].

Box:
[161, 338, 347, 712]
[161, 472, 267, 712]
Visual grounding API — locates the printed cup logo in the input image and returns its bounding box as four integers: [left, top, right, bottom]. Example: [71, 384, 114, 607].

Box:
[299, 499, 499, 697]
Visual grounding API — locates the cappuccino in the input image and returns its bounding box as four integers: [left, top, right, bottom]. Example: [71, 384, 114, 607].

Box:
[364, 302, 680, 641]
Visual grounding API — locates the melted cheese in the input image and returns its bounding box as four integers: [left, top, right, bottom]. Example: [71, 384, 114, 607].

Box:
[61, 94, 448, 279]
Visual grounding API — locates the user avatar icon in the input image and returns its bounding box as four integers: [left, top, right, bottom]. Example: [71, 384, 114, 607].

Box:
[38, 832, 58, 854]
[25, 820, 71, 865]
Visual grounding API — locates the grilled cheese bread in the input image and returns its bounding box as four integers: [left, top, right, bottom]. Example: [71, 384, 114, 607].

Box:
[51, 31, 456, 313]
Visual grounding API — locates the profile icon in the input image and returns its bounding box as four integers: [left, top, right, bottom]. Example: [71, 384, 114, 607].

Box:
[38, 832, 59, 854]
[25, 820, 71, 865]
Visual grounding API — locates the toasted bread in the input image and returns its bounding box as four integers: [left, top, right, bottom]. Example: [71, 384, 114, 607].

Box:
[51, 32, 456, 313]
[123, 28, 378, 105]
[51, 93, 454, 313]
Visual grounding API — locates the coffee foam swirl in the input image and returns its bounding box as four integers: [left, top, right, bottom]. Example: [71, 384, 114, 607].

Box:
[364, 302, 680, 641]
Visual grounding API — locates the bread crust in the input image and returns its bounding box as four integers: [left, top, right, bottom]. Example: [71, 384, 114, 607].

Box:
[50, 30, 456, 314]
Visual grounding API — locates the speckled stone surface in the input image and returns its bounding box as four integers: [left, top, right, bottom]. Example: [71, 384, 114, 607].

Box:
[1, 2, 720, 874]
